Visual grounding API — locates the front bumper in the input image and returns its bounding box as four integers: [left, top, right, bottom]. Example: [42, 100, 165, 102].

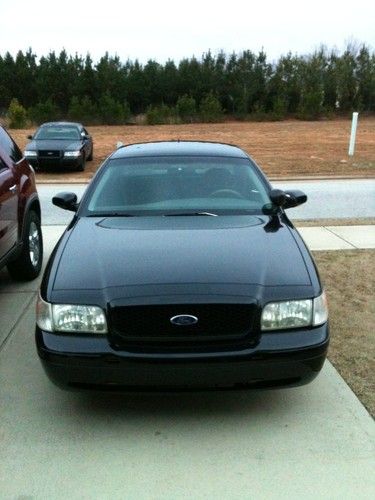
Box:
[27, 156, 82, 169]
[36, 324, 329, 391]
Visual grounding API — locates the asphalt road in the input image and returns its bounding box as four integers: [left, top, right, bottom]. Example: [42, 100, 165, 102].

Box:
[1, 228, 374, 498]
[37, 179, 375, 225]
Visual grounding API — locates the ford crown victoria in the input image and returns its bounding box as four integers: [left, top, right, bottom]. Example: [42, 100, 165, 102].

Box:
[36, 141, 329, 391]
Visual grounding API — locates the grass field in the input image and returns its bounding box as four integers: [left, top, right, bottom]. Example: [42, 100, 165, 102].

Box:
[11, 117, 375, 182]
[313, 250, 375, 417]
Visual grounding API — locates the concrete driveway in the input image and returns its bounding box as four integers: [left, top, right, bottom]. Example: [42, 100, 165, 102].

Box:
[1, 227, 374, 499]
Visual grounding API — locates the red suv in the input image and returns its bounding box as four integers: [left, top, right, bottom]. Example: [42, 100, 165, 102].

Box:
[0, 125, 43, 280]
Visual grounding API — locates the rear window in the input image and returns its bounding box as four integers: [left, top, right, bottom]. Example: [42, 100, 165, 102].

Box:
[85, 156, 270, 216]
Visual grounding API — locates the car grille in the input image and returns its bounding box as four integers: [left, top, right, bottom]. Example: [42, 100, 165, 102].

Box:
[110, 303, 256, 344]
[38, 150, 61, 158]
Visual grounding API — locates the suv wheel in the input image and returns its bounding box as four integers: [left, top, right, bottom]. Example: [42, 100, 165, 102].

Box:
[7, 211, 43, 281]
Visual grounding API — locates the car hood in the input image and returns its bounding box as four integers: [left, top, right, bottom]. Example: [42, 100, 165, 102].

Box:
[50, 216, 312, 304]
[26, 139, 82, 151]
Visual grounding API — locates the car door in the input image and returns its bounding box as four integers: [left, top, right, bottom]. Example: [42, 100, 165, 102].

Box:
[0, 155, 18, 258]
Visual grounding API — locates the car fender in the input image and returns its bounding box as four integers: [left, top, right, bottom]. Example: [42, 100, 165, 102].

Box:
[19, 192, 41, 242]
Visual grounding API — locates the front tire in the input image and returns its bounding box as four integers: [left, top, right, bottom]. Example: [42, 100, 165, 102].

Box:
[87, 146, 93, 161]
[7, 211, 43, 281]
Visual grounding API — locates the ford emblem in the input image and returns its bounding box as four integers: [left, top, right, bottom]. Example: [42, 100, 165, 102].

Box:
[170, 315, 198, 326]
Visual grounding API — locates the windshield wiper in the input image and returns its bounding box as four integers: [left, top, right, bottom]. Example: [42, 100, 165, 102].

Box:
[163, 212, 218, 217]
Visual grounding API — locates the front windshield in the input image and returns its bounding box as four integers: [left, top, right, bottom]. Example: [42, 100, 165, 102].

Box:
[34, 126, 80, 141]
[86, 156, 270, 215]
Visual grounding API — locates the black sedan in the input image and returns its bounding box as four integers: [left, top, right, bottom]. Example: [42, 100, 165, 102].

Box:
[24, 121, 93, 171]
[36, 141, 329, 391]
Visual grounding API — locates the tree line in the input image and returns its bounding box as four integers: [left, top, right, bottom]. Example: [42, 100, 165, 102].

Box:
[1, 44, 374, 127]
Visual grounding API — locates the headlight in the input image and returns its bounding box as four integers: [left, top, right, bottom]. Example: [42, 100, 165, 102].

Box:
[261, 292, 328, 331]
[36, 295, 107, 334]
[24, 150, 37, 157]
[64, 151, 81, 157]
[261, 299, 312, 330]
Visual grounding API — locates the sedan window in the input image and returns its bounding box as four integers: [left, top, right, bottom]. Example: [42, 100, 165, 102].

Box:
[85, 156, 270, 216]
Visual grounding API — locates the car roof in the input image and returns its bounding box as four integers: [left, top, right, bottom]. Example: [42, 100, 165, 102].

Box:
[39, 122, 83, 128]
[110, 141, 249, 159]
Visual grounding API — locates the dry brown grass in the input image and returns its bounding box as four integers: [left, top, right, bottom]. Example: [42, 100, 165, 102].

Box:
[11, 117, 375, 182]
[313, 250, 375, 417]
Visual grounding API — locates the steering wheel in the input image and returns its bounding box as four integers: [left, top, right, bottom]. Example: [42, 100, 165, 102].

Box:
[209, 189, 245, 199]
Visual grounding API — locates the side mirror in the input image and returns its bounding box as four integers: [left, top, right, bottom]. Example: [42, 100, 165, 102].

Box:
[27, 135, 33, 140]
[268, 188, 307, 209]
[52, 192, 78, 212]
[283, 189, 307, 208]
[269, 189, 288, 207]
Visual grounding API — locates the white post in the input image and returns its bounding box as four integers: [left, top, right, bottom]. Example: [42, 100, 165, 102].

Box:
[348, 112, 359, 156]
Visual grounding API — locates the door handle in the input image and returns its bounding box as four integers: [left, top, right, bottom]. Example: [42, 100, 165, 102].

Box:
[9, 184, 17, 193]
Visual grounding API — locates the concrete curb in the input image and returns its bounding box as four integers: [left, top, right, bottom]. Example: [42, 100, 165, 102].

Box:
[269, 174, 375, 181]
[36, 179, 90, 184]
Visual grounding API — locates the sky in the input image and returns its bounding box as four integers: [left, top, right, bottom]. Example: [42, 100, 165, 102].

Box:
[1, 0, 374, 63]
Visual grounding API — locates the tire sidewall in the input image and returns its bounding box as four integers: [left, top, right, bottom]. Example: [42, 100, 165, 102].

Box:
[7, 210, 43, 280]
